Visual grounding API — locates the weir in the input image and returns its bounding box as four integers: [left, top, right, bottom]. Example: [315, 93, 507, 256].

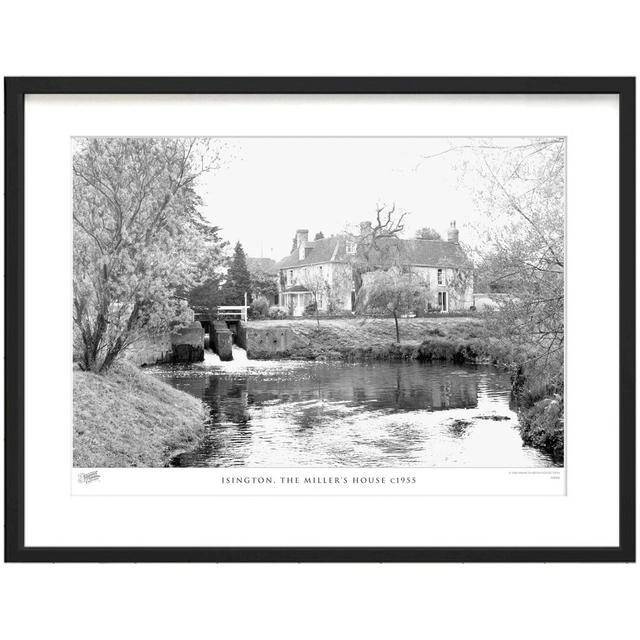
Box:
[195, 306, 249, 362]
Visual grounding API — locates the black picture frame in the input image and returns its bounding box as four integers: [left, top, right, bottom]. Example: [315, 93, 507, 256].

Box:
[4, 77, 636, 563]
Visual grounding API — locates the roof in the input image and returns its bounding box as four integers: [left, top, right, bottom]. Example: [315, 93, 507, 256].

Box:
[390, 238, 472, 269]
[246, 257, 278, 275]
[275, 236, 343, 269]
[275, 235, 471, 270]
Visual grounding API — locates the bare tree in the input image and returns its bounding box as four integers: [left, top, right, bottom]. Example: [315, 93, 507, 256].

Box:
[299, 270, 329, 328]
[418, 138, 565, 376]
[348, 203, 410, 293]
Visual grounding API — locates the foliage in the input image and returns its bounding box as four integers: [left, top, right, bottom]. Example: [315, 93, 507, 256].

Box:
[415, 226, 442, 240]
[458, 138, 565, 370]
[187, 273, 227, 316]
[304, 300, 318, 316]
[73, 137, 225, 372]
[517, 393, 564, 464]
[249, 269, 278, 302]
[250, 295, 271, 319]
[268, 305, 289, 319]
[356, 268, 429, 342]
[314, 231, 325, 240]
[223, 242, 252, 305]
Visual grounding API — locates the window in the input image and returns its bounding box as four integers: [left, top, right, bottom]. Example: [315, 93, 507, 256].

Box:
[346, 241, 357, 255]
[437, 268, 444, 285]
[289, 270, 293, 284]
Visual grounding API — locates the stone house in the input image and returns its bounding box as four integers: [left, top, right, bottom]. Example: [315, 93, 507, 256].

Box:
[275, 222, 474, 316]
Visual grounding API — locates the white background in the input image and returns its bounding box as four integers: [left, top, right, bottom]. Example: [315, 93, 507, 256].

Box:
[1, 1, 638, 639]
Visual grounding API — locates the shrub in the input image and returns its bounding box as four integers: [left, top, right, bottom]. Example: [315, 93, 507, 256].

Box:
[250, 295, 270, 319]
[304, 300, 317, 316]
[268, 305, 288, 319]
[517, 394, 564, 464]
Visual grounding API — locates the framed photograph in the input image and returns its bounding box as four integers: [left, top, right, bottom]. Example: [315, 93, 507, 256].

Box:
[4, 77, 635, 562]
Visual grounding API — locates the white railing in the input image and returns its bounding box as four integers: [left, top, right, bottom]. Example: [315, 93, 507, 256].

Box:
[216, 306, 249, 322]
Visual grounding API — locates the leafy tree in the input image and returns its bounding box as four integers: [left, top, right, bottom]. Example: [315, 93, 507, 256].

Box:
[73, 137, 224, 372]
[250, 295, 271, 319]
[415, 226, 442, 240]
[356, 268, 428, 342]
[250, 269, 278, 302]
[187, 273, 226, 315]
[223, 242, 252, 305]
[314, 231, 325, 240]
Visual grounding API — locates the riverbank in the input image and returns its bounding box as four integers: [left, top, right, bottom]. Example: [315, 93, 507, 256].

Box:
[243, 316, 488, 362]
[73, 362, 206, 467]
[242, 316, 563, 464]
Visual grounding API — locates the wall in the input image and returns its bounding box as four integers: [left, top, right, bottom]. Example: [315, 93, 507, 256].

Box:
[280, 261, 354, 313]
[171, 321, 205, 362]
[239, 324, 308, 358]
[211, 321, 233, 361]
[412, 266, 474, 310]
[126, 332, 173, 366]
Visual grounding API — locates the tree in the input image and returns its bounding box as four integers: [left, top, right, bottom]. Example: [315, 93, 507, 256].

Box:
[419, 138, 564, 378]
[347, 203, 410, 293]
[415, 226, 442, 240]
[73, 137, 224, 372]
[314, 231, 325, 240]
[299, 270, 329, 328]
[356, 268, 428, 342]
[187, 273, 226, 315]
[467, 139, 564, 381]
[223, 242, 252, 305]
[249, 269, 278, 302]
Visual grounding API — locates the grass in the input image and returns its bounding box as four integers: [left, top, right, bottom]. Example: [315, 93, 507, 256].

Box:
[73, 361, 206, 468]
[248, 316, 487, 361]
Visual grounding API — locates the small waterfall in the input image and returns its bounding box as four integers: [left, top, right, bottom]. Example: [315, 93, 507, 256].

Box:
[232, 344, 248, 361]
[203, 349, 221, 365]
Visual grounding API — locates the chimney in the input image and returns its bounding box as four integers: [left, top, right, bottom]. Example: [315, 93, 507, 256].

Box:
[296, 229, 309, 260]
[359, 220, 372, 236]
[447, 220, 459, 244]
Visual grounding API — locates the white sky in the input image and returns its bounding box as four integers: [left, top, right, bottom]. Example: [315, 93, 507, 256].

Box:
[198, 137, 482, 261]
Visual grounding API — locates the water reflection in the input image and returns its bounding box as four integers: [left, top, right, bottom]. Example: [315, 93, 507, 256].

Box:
[151, 359, 556, 468]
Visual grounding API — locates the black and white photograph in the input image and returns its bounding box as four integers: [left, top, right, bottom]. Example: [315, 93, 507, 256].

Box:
[72, 135, 565, 470]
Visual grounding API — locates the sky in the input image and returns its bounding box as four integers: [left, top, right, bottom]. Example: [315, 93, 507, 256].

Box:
[197, 137, 484, 261]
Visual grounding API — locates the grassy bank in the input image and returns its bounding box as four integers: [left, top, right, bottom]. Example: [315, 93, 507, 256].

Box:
[248, 316, 488, 362]
[73, 362, 206, 468]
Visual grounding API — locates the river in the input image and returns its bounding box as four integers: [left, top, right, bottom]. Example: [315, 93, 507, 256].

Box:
[149, 347, 557, 468]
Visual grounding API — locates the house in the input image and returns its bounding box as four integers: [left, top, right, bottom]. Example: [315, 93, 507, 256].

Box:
[275, 222, 474, 316]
